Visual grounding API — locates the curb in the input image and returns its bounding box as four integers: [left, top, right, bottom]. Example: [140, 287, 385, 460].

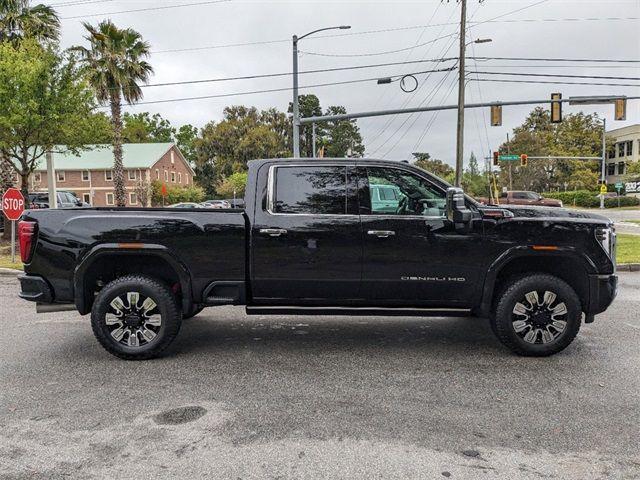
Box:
[617, 263, 640, 272]
[0, 267, 21, 276]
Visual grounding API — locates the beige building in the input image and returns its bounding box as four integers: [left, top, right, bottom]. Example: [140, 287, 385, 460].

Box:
[24, 143, 195, 207]
[605, 124, 639, 192]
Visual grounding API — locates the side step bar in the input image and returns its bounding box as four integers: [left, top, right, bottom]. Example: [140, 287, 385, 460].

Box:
[36, 303, 76, 313]
[246, 306, 472, 317]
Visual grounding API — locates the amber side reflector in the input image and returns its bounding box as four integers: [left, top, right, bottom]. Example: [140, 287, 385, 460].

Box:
[532, 245, 558, 251]
[118, 243, 145, 249]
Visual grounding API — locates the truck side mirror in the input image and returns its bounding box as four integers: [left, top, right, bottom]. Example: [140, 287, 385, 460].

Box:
[446, 187, 472, 232]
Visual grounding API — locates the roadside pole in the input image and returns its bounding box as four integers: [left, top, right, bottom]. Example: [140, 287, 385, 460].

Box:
[11, 220, 15, 263]
[312, 123, 316, 158]
[454, 0, 467, 187]
[46, 150, 58, 209]
[600, 118, 606, 209]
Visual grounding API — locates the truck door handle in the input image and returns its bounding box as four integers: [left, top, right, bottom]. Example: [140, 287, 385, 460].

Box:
[260, 228, 288, 237]
[367, 230, 395, 238]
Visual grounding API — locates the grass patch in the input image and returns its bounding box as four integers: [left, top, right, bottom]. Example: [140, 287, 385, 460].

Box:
[0, 240, 23, 271]
[616, 234, 640, 265]
[624, 220, 640, 225]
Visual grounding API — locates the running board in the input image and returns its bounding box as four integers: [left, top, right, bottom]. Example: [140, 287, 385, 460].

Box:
[36, 303, 76, 313]
[245, 306, 472, 317]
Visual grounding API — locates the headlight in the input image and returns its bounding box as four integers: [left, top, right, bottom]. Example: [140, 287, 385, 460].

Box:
[595, 226, 616, 258]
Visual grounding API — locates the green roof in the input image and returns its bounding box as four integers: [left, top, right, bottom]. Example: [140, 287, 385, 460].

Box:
[34, 143, 183, 171]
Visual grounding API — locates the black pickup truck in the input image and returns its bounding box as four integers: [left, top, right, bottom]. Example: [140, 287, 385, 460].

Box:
[17, 158, 617, 359]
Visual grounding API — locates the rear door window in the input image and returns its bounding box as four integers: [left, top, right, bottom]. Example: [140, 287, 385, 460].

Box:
[272, 166, 348, 215]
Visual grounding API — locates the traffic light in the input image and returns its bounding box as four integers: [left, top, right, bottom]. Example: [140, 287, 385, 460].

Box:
[614, 98, 626, 121]
[490, 104, 502, 126]
[551, 93, 562, 123]
[493, 151, 499, 166]
[520, 154, 528, 167]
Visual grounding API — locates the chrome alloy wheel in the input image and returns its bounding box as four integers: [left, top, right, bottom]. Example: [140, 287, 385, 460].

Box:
[511, 290, 568, 344]
[105, 292, 162, 348]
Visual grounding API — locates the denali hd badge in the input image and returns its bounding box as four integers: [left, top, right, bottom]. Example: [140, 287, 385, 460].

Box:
[401, 276, 466, 282]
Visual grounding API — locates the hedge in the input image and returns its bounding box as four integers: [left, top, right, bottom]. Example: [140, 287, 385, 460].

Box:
[543, 190, 640, 208]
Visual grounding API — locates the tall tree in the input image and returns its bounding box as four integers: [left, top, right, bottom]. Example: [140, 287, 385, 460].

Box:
[73, 21, 153, 206]
[122, 111, 175, 143]
[499, 107, 606, 192]
[412, 152, 455, 182]
[0, 40, 96, 198]
[288, 94, 321, 157]
[0, 0, 59, 45]
[321, 105, 365, 158]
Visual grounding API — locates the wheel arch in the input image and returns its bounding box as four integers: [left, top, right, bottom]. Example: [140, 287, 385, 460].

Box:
[74, 244, 193, 315]
[478, 248, 597, 317]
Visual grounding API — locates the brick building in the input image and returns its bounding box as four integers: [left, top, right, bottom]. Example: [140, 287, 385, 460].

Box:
[26, 143, 195, 207]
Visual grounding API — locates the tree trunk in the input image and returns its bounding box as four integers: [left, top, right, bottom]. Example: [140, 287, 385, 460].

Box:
[110, 94, 126, 207]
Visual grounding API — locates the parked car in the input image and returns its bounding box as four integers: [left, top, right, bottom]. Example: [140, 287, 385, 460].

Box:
[203, 200, 231, 209]
[476, 191, 562, 207]
[168, 202, 203, 209]
[28, 191, 85, 209]
[223, 198, 245, 209]
[18, 158, 617, 360]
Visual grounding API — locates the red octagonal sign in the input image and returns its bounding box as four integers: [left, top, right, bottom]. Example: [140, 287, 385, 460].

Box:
[2, 188, 26, 221]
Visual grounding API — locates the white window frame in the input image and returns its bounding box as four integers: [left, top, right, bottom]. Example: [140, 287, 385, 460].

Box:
[83, 193, 91, 204]
[155, 169, 160, 180]
[185, 174, 189, 185]
[164, 170, 169, 182]
[57, 171, 66, 182]
[129, 192, 138, 205]
[106, 192, 114, 205]
[128, 170, 136, 181]
[82, 170, 90, 182]
[34, 172, 42, 183]
[105, 170, 113, 181]
[178, 172, 182, 184]
[171, 172, 176, 183]
[171, 151, 175, 164]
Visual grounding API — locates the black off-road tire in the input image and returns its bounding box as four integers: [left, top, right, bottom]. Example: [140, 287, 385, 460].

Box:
[91, 275, 182, 360]
[182, 305, 204, 320]
[490, 273, 582, 357]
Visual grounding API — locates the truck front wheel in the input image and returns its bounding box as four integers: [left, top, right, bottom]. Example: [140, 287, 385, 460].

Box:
[91, 275, 182, 360]
[491, 274, 582, 356]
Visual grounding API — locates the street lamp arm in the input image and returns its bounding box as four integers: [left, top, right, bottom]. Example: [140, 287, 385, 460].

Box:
[297, 25, 351, 41]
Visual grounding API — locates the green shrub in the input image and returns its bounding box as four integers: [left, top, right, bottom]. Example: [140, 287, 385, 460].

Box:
[542, 190, 639, 208]
[150, 181, 205, 206]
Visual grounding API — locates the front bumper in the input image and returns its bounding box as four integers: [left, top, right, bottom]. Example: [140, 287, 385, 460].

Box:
[587, 274, 618, 315]
[18, 274, 53, 303]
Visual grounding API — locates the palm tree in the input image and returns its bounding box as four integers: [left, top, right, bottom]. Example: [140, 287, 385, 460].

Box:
[0, 0, 59, 44]
[73, 20, 153, 207]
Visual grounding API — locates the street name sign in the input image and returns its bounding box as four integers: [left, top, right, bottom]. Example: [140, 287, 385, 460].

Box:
[499, 154, 520, 161]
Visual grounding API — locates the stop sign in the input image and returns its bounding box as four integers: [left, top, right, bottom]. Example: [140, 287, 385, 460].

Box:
[2, 188, 25, 221]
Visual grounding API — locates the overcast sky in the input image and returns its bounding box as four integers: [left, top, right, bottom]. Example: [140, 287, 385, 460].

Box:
[48, 0, 639, 167]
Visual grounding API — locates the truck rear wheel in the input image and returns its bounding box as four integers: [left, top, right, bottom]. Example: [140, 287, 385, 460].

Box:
[91, 275, 182, 360]
[491, 274, 581, 356]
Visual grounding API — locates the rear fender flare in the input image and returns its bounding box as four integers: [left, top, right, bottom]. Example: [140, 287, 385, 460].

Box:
[73, 243, 192, 315]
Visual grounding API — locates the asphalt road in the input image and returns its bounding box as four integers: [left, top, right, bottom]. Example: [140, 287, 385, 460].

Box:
[1, 273, 639, 479]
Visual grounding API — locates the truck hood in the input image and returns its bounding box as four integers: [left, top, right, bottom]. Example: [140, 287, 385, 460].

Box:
[499, 205, 612, 223]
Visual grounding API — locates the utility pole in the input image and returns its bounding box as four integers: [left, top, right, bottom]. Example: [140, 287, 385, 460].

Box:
[506, 133, 513, 190]
[292, 34, 301, 158]
[454, 0, 467, 187]
[600, 117, 606, 209]
[46, 150, 58, 208]
[312, 123, 316, 158]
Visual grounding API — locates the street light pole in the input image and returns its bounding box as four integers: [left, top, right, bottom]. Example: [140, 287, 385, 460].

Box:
[292, 25, 351, 158]
[454, 0, 467, 187]
[600, 117, 607, 209]
[292, 34, 301, 158]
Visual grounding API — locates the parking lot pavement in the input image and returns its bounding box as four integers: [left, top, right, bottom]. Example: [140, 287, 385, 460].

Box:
[1, 274, 639, 480]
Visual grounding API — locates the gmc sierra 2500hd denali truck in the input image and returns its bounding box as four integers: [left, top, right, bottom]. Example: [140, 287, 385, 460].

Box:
[17, 158, 617, 360]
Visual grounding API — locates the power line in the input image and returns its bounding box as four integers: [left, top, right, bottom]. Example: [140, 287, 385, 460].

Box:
[472, 78, 639, 87]
[469, 56, 640, 63]
[60, 0, 231, 20]
[141, 60, 457, 89]
[150, 18, 638, 55]
[299, 32, 457, 58]
[471, 71, 640, 81]
[48, 0, 115, 8]
[111, 68, 455, 107]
